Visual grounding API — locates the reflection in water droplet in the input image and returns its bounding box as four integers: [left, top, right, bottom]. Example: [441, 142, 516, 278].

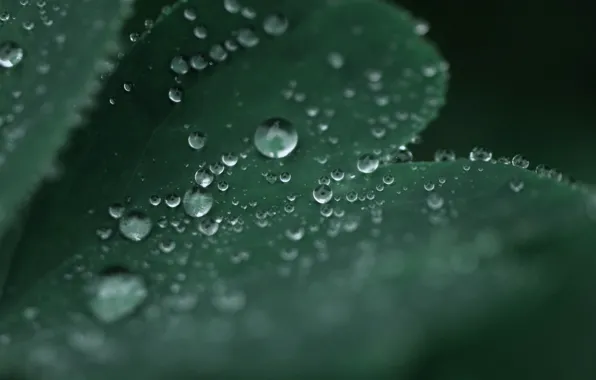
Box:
[313, 184, 333, 204]
[254, 117, 298, 158]
[469, 147, 492, 162]
[170, 56, 189, 75]
[357, 153, 379, 174]
[194, 168, 214, 187]
[511, 154, 530, 169]
[0, 41, 24, 68]
[119, 211, 152, 241]
[182, 186, 214, 218]
[188, 131, 207, 150]
[168, 87, 183, 103]
[198, 217, 219, 236]
[88, 268, 147, 323]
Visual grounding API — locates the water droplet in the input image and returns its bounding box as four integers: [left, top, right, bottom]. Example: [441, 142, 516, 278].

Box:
[0, 41, 24, 68]
[182, 187, 214, 218]
[165, 194, 181, 208]
[426, 192, 444, 210]
[254, 117, 298, 158]
[183, 8, 196, 21]
[221, 152, 238, 167]
[509, 179, 525, 192]
[119, 211, 152, 242]
[511, 154, 530, 169]
[279, 171, 291, 183]
[88, 268, 147, 323]
[313, 184, 333, 204]
[469, 147, 492, 162]
[198, 217, 219, 236]
[194, 168, 214, 187]
[108, 203, 125, 219]
[327, 52, 344, 69]
[434, 149, 456, 162]
[330, 169, 345, 181]
[188, 131, 207, 150]
[357, 153, 379, 174]
[168, 87, 183, 103]
[223, 0, 241, 13]
[236, 28, 259, 47]
[170, 56, 189, 75]
[190, 54, 209, 70]
[193, 25, 208, 39]
[263, 13, 288, 36]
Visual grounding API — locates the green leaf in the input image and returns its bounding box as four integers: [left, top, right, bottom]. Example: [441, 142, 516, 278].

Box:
[0, 0, 447, 301]
[1, 0, 594, 378]
[0, 0, 134, 236]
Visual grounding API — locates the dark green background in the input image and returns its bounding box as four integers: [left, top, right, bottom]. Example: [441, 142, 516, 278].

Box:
[395, 0, 595, 183]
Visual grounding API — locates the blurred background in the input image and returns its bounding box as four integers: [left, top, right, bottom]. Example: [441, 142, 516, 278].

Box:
[395, 0, 596, 183]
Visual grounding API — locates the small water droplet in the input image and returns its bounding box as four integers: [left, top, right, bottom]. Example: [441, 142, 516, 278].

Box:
[279, 171, 291, 183]
[434, 149, 456, 162]
[119, 211, 152, 242]
[426, 192, 444, 210]
[254, 117, 298, 158]
[194, 168, 214, 187]
[182, 186, 214, 218]
[511, 154, 530, 169]
[236, 28, 259, 47]
[313, 184, 333, 204]
[469, 147, 492, 162]
[263, 13, 288, 36]
[170, 56, 189, 75]
[168, 87, 183, 103]
[198, 217, 219, 236]
[357, 153, 379, 174]
[509, 179, 525, 192]
[188, 131, 207, 150]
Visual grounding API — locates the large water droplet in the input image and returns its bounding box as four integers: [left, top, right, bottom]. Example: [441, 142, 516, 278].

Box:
[88, 267, 147, 323]
[0, 41, 24, 68]
[254, 117, 298, 158]
[119, 211, 152, 242]
[182, 186, 214, 218]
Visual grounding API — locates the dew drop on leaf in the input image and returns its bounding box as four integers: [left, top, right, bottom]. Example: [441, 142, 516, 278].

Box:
[168, 87, 183, 103]
[236, 28, 259, 48]
[88, 267, 148, 323]
[118, 211, 152, 242]
[253, 117, 298, 158]
[469, 147, 493, 162]
[434, 149, 456, 162]
[511, 154, 530, 169]
[170, 56, 189, 75]
[194, 168, 214, 187]
[279, 171, 291, 183]
[356, 153, 379, 174]
[182, 186, 214, 218]
[509, 179, 525, 192]
[313, 184, 333, 204]
[198, 217, 219, 236]
[187, 131, 207, 150]
[0, 41, 24, 68]
[263, 13, 289, 36]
